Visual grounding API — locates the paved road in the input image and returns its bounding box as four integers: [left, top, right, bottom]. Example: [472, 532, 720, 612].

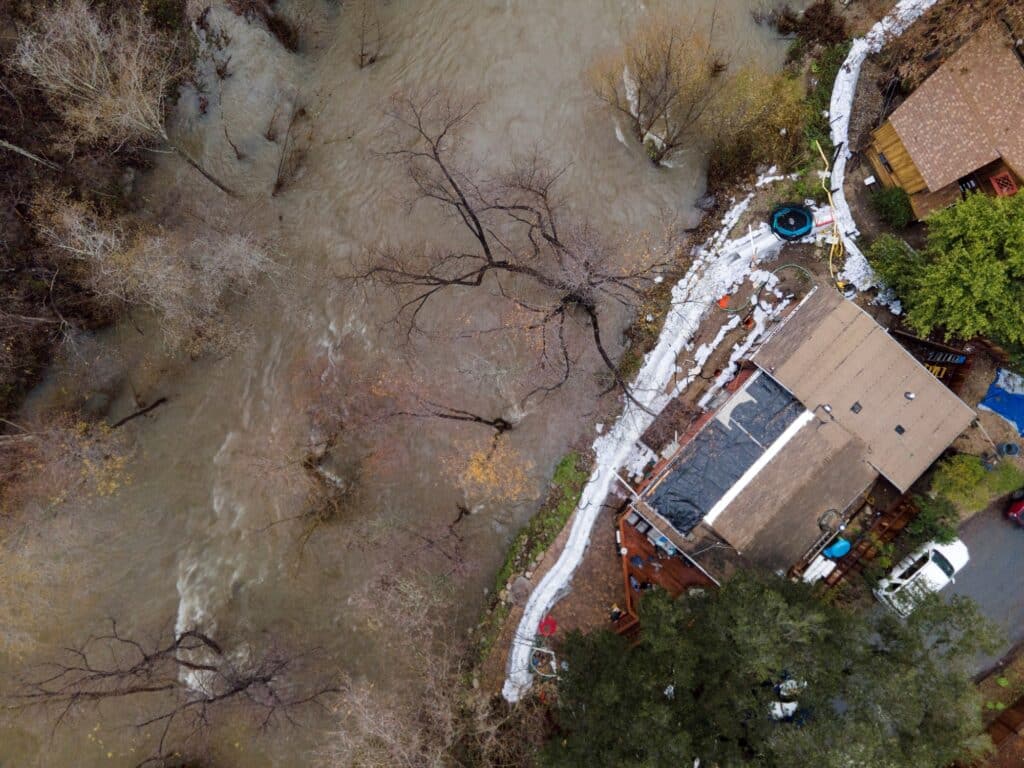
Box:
[945, 504, 1024, 673]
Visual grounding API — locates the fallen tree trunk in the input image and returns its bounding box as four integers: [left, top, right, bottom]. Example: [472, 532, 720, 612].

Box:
[110, 397, 167, 429]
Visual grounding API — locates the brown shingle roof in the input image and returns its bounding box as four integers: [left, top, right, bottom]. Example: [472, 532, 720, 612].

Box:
[709, 419, 877, 571]
[752, 288, 976, 492]
[888, 22, 1024, 191]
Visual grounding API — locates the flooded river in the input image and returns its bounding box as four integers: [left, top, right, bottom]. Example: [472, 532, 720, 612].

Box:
[1, 1, 794, 764]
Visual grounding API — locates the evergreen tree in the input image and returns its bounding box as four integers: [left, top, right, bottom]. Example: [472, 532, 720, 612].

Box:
[545, 572, 998, 768]
[867, 192, 1024, 344]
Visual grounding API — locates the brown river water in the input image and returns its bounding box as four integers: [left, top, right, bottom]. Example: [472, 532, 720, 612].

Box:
[1, 1, 795, 765]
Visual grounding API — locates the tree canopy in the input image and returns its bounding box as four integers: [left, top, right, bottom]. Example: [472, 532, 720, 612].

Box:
[867, 192, 1024, 344]
[545, 572, 998, 768]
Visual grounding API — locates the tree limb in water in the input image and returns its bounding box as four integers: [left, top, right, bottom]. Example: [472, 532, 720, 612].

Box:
[346, 91, 685, 413]
[110, 397, 168, 429]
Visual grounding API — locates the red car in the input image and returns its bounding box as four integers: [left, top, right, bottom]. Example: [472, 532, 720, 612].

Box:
[1008, 490, 1024, 526]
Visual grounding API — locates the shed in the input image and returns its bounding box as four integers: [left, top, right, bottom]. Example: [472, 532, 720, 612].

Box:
[866, 22, 1024, 218]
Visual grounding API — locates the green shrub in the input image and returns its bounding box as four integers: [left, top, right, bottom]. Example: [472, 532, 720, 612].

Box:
[931, 455, 987, 509]
[870, 186, 914, 228]
[931, 455, 1024, 513]
[865, 234, 924, 298]
[988, 459, 1024, 496]
[906, 495, 959, 546]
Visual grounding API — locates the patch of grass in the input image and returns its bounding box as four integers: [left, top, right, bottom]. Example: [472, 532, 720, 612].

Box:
[770, 171, 829, 206]
[869, 186, 914, 228]
[475, 601, 510, 663]
[473, 452, 591, 665]
[493, 452, 589, 590]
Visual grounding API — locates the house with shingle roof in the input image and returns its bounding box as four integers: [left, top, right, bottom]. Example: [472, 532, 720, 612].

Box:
[625, 287, 976, 582]
[866, 21, 1024, 219]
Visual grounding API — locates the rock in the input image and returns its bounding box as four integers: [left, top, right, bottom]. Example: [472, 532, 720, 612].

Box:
[498, 588, 509, 603]
[510, 576, 533, 606]
[524, 570, 533, 580]
[695, 193, 716, 212]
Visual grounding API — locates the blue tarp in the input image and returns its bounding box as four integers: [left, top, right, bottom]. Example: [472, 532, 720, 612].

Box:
[979, 369, 1024, 436]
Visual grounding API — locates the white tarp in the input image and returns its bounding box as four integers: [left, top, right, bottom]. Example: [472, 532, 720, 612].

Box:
[502, 202, 830, 702]
[830, 0, 944, 289]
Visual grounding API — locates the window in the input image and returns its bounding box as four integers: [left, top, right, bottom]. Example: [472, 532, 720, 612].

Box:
[897, 553, 929, 581]
[895, 424, 906, 435]
[851, 402, 862, 414]
[932, 550, 956, 578]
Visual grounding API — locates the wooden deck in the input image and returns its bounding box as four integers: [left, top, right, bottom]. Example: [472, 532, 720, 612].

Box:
[613, 512, 715, 637]
[823, 494, 919, 588]
[957, 693, 1024, 767]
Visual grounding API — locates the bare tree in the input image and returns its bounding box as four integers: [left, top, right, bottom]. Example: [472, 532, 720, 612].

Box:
[273, 104, 313, 196]
[590, 10, 734, 165]
[15, 620, 338, 767]
[353, 0, 384, 68]
[0, 411, 130, 515]
[322, 573, 546, 768]
[353, 92, 680, 411]
[14, 0, 235, 195]
[32, 193, 277, 354]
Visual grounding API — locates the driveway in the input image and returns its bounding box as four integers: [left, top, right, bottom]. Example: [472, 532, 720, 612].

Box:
[945, 503, 1024, 674]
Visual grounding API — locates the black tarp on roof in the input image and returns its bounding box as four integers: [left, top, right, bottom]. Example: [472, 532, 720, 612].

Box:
[648, 373, 804, 535]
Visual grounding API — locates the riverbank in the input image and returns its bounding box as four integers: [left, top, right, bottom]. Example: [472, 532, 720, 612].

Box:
[496, 0, 947, 704]
[0, 2, 798, 765]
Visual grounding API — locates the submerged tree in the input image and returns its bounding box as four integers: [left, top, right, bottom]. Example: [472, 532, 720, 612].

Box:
[589, 10, 790, 168]
[32, 193, 276, 354]
[15, 0, 234, 194]
[547, 572, 998, 768]
[353, 92, 681, 409]
[323, 572, 547, 768]
[352, 0, 384, 68]
[16, 620, 338, 766]
[590, 11, 725, 164]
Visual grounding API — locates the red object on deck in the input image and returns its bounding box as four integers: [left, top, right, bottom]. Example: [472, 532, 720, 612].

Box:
[991, 171, 1019, 197]
[538, 615, 558, 636]
[717, 295, 731, 309]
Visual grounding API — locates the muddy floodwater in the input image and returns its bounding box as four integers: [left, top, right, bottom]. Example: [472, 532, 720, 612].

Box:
[2, 1, 795, 765]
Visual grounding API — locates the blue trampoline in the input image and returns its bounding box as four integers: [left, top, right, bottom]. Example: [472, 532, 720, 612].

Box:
[770, 204, 814, 241]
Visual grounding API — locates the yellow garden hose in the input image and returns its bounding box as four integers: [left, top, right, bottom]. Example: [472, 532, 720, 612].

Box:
[814, 139, 847, 292]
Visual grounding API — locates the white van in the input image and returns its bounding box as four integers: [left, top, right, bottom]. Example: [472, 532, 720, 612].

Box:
[873, 539, 969, 617]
